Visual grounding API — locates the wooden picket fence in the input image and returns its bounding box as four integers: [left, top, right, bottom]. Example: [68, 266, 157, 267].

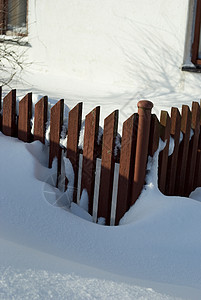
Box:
[1, 87, 201, 225]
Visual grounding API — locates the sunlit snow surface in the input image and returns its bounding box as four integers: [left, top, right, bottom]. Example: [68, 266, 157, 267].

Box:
[0, 241, 178, 300]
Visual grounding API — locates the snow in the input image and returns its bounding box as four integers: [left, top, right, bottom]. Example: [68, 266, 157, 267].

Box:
[0, 57, 201, 298]
[1, 121, 201, 299]
[168, 136, 175, 156]
[114, 133, 121, 157]
[1, 68, 201, 298]
[79, 189, 89, 212]
[2, 13, 201, 295]
[0, 239, 181, 300]
[78, 121, 85, 150]
[64, 157, 74, 207]
[1, 0, 201, 297]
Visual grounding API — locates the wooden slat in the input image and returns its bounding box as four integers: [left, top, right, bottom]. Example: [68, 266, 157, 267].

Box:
[18, 93, 32, 142]
[148, 114, 160, 157]
[115, 113, 138, 225]
[98, 110, 118, 225]
[80, 106, 100, 215]
[49, 100, 64, 183]
[2, 89, 16, 137]
[66, 102, 82, 202]
[175, 105, 191, 196]
[166, 107, 181, 195]
[34, 96, 48, 144]
[185, 102, 200, 195]
[158, 111, 171, 194]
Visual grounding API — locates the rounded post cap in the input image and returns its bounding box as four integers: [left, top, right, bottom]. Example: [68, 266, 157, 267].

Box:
[137, 100, 153, 110]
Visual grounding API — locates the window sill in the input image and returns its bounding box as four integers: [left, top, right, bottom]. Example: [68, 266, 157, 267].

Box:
[0, 34, 30, 47]
[182, 64, 201, 73]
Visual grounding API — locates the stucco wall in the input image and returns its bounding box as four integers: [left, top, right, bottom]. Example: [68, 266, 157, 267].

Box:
[25, 0, 192, 91]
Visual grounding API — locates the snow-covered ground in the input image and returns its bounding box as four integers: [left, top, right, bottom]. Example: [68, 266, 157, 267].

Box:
[1, 72, 201, 299]
[0, 238, 183, 300]
[0, 133, 199, 300]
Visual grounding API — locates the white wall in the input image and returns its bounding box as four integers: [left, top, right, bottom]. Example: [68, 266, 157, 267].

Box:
[24, 0, 198, 94]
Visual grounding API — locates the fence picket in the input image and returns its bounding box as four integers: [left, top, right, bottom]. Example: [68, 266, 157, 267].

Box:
[175, 105, 191, 195]
[49, 99, 64, 185]
[158, 111, 171, 194]
[148, 114, 160, 157]
[34, 96, 48, 144]
[115, 113, 138, 225]
[98, 110, 118, 225]
[66, 102, 82, 202]
[18, 93, 32, 142]
[81, 106, 100, 215]
[166, 107, 181, 195]
[185, 102, 200, 196]
[2, 90, 16, 137]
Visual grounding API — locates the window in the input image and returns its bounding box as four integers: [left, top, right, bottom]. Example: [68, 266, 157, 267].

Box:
[192, 0, 201, 65]
[0, 0, 27, 36]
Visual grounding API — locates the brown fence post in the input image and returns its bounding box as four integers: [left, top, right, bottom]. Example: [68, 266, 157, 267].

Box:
[115, 113, 138, 225]
[34, 96, 48, 144]
[98, 110, 119, 225]
[18, 93, 32, 142]
[131, 100, 153, 206]
[2, 89, 16, 137]
[80, 106, 100, 215]
[66, 102, 82, 202]
[49, 99, 64, 185]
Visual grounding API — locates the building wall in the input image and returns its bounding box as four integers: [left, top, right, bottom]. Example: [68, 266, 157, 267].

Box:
[26, 0, 195, 92]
